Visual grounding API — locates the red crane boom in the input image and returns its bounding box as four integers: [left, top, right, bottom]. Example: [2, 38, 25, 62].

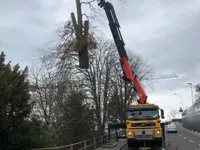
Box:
[98, 0, 147, 104]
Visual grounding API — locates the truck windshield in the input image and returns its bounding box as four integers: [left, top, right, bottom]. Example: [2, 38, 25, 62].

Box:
[127, 109, 159, 120]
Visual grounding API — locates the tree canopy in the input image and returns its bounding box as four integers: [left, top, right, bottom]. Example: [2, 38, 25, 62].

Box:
[0, 52, 56, 150]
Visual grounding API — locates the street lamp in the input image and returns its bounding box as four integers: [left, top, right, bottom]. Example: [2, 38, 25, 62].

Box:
[187, 83, 194, 109]
[174, 93, 184, 108]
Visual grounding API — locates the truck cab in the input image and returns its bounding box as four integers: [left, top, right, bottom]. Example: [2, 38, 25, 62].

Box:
[126, 104, 165, 148]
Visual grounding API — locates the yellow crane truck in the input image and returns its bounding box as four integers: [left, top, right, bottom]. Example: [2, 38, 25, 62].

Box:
[126, 104, 165, 148]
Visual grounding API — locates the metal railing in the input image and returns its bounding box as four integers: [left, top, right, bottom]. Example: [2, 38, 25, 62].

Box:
[31, 131, 124, 150]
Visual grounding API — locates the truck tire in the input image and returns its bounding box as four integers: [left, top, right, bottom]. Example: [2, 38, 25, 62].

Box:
[127, 143, 132, 148]
[127, 140, 133, 148]
[156, 140, 163, 147]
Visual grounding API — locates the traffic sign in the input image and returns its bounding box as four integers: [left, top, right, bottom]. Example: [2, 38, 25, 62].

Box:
[179, 107, 183, 112]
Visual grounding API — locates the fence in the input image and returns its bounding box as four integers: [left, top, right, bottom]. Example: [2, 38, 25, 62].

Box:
[31, 131, 124, 150]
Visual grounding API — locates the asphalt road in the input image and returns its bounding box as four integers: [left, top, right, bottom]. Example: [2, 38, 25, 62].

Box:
[166, 122, 200, 150]
[123, 123, 200, 150]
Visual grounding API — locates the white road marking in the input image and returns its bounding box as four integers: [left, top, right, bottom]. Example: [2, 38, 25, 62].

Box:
[189, 140, 194, 143]
[199, 144, 200, 146]
[183, 137, 187, 139]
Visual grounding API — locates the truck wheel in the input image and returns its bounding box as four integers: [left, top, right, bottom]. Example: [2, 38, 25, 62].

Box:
[127, 144, 132, 148]
[156, 140, 163, 148]
[127, 141, 133, 148]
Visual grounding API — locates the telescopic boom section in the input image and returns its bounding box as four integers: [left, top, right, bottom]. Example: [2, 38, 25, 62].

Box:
[98, 0, 147, 104]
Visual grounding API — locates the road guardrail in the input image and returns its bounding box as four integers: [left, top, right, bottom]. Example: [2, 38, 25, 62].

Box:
[31, 130, 124, 150]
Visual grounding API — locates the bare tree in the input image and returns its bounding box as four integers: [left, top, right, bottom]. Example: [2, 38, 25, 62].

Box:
[31, 18, 97, 134]
[168, 110, 179, 120]
[30, 63, 61, 132]
[195, 84, 200, 103]
[37, 19, 153, 134]
[73, 40, 153, 133]
[29, 59, 81, 131]
[107, 51, 153, 123]
[72, 40, 118, 134]
[34, 0, 154, 135]
[29, 61, 96, 145]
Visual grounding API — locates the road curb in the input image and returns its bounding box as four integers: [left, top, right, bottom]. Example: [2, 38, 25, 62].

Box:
[118, 142, 127, 150]
[102, 143, 117, 148]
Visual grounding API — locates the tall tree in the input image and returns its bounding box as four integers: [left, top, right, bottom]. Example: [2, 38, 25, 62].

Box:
[0, 52, 55, 149]
[30, 63, 62, 132]
[38, 15, 153, 137]
[56, 89, 96, 145]
[0, 52, 31, 149]
[195, 84, 200, 104]
[107, 50, 152, 124]
[167, 110, 179, 120]
[30, 61, 96, 146]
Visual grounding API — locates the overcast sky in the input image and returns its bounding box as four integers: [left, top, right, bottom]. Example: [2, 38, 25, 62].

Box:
[1, 0, 200, 120]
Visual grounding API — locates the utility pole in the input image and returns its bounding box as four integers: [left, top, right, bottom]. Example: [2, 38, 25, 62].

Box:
[71, 0, 89, 69]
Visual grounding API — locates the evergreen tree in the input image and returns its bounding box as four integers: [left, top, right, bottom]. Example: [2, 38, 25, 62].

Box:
[57, 89, 95, 145]
[0, 52, 51, 150]
[107, 87, 123, 124]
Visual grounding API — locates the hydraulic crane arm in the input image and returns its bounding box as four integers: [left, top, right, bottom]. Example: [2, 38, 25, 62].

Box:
[98, 0, 147, 104]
